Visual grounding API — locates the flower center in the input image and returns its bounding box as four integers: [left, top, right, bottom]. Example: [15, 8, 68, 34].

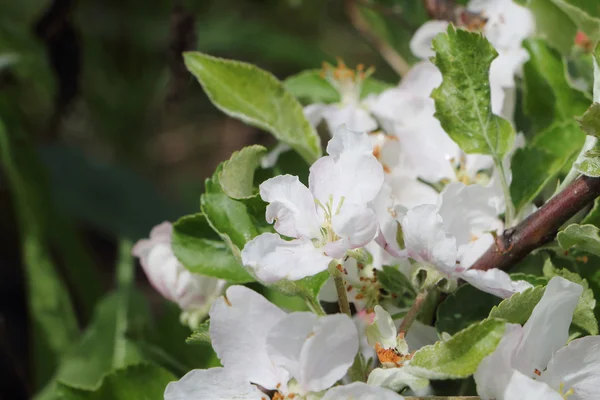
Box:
[314, 195, 345, 245]
[322, 59, 374, 106]
[558, 382, 575, 399]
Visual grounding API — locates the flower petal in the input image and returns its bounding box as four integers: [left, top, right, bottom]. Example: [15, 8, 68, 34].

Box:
[367, 367, 430, 394]
[460, 268, 533, 299]
[513, 277, 583, 376]
[501, 370, 563, 400]
[327, 125, 375, 159]
[242, 233, 332, 282]
[322, 382, 406, 400]
[209, 286, 287, 390]
[366, 305, 397, 349]
[540, 336, 600, 400]
[410, 20, 450, 59]
[321, 105, 378, 133]
[400, 204, 457, 274]
[304, 103, 326, 127]
[298, 314, 359, 393]
[332, 203, 379, 249]
[164, 368, 266, 400]
[474, 323, 524, 400]
[260, 174, 321, 238]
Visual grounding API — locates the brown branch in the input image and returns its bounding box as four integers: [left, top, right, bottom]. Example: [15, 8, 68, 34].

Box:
[470, 175, 600, 271]
[344, 0, 411, 77]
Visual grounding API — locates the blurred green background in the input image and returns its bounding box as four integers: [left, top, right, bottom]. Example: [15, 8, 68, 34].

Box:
[0, 0, 429, 397]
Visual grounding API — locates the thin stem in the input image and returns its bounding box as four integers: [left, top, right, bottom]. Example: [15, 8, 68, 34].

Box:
[397, 287, 430, 336]
[334, 275, 352, 316]
[496, 158, 515, 228]
[345, 0, 411, 77]
[306, 297, 326, 316]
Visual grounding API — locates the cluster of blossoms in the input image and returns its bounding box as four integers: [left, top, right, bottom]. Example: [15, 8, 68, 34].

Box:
[131, 0, 600, 398]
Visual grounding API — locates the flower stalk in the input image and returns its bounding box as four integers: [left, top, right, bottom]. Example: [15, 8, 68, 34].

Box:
[397, 286, 431, 337]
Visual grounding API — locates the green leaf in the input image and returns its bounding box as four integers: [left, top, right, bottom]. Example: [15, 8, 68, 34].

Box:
[558, 223, 600, 257]
[522, 0, 577, 54]
[219, 145, 267, 199]
[407, 318, 506, 379]
[575, 141, 600, 176]
[186, 319, 211, 345]
[183, 52, 321, 164]
[583, 197, 600, 227]
[431, 26, 514, 159]
[522, 38, 590, 132]
[577, 102, 600, 136]
[283, 69, 393, 105]
[172, 213, 254, 283]
[510, 120, 585, 211]
[378, 266, 417, 297]
[436, 285, 501, 336]
[489, 286, 546, 324]
[543, 261, 598, 335]
[510, 273, 550, 287]
[55, 364, 175, 400]
[271, 271, 330, 302]
[548, 0, 600, 41]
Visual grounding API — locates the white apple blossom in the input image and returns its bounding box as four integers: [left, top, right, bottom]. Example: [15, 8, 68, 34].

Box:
[164, 285, 404, 400]
[242, 126, 384, 283]
[399, 182, 532, 297]
[132, 222, 226, 328]
[475, 276, 600, 400]
[304, 61, 378, 134]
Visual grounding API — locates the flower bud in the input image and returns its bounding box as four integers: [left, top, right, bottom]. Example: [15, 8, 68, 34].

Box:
[132, 222, 225, 328]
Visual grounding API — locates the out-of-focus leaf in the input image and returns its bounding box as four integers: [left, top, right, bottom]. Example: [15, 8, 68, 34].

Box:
[510, 120, 585, 212]
[521, 0, 577, 54]
[558, 223, 600, 257]
[378, 266, 417, 297]
[431, 27, 514, 160]
[548, 0, 600, 40]
[407, 319, 506, 379]
[183, 52, 322, 164]
[172, 213, 254, 283]
[55, 364, 175, 400]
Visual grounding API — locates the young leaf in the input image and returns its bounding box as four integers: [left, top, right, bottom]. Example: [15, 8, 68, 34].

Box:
[55, 364, 175, 400]
[436, 284, 501, 336]
[558, 223, 600, 257]
[520, 0, 577, 55]
[510, 120, 585, 212]
[219, 145, 267, 199]
[172, 213, 254, 283]
[378, 266, 417, 297]
[406, 318, 506, 379]
[271, 271, 330, 302]
[577, 102, 600, 136]
[186, 320, 211, 345]
[431, 26, 515, 159]
[548, 0, 600, 40]
[575, 141, 600, 176]
[488, 286, 546, 324]
[183, 52, 322, 164]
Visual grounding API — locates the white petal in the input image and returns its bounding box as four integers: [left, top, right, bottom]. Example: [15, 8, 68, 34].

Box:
[438, 183, 503, 246]
[475, 323, 524, 400]
[327, 126, 376, 159]
[367, 367, 429, 393]
[514, 277, 583, 376]
[400, 205, 457, 274]
[541, 336, 600, 400]
[209, 286, 287, 390]
[164, 368, 266, 400]
[304, 103, 326, 128]
[298, 314, 359, 393]
[322, 382, 406, 400]
[457, 233, 495, 269]
[404, 320, 439, 350]
[309, 153, 384, 206]
[388, 174, 438, 209]
[398, 61, 443, 95]
[501, 370, 563, 400]
[460, 268, 533, 299]
[260, 174, 321, 238]
[366, 305, 397, 348]
[410, 20, 450, 59]
[241, 233, 332, 283]
[266, 312, 318, 384]
[322, 105, 378, 134]
[332, 204, 379, 249]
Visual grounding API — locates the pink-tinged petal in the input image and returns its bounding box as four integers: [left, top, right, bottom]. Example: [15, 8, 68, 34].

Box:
[298, 314, 359, 393]
[475, 324, 524, 400]
[322, 382, 406, 400]
[260, 175, 321, 239]
[438, 183, 503, 247]
[241, 233, 332, 283]
[321, 105, 378, 134]
[501, 370, 563, 400]
[309, 153, 384, 206]
[209, 286, 287, 390]
[514, 277, 583, 376]
[460, 268, 532, 299]
[321, 239, 352, 259]
[266, 312, 318, 386]
[164, 367, 266, 400]
[540, 336, 600, 400]
[304, 103, 327, 128]
[400, 205, 457, 274]
[410, 20, 450, 59]
[332, 204, 379, 249]
[327, 125, 375, 159]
